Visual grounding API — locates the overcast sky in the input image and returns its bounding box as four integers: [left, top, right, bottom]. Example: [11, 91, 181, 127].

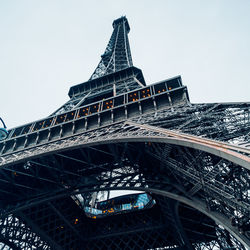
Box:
[0, 0, 249, 129]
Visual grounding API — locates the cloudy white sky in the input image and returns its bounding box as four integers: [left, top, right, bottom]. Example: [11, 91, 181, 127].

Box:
[0, 0, 249, 129]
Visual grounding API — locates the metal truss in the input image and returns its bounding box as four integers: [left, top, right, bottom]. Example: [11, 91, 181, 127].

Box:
[90, 16, 132, 80]
[0, 75, 183, 152]
[46, 15, 138, 115]
[0, 16, 250, 249]
[53, 67, 145, 115]
[0, 214, 51, 249]
[137, 102, 250, 146]
[0, 134, 249, 248]
[0, 113, 248, 168]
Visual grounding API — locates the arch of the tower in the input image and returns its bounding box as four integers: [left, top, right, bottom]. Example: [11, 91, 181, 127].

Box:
[0, 137, 249, 249]
[1, 15, 249, 250]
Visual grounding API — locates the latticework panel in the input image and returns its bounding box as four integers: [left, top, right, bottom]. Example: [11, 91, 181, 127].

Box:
[1, 14, 249, 249]
[0, 214, 51, 249]
[90, 16, 132, 80]
[0, 136, 249, 248]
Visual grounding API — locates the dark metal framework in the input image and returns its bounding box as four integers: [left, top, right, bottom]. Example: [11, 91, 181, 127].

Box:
[0, 16, 249, 249]
[90, 16, 133, 80]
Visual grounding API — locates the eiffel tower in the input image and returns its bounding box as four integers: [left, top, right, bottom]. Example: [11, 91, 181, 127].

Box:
[0, 16, 249, 250]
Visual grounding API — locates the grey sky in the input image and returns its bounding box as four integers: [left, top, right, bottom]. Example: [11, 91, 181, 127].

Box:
[0, 0, 250, 129]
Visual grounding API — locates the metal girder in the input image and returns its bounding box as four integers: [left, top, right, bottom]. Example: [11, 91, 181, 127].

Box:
[1, 16, 250, 250]
[0, 140, 248, 229]
[90, 16, 133, 80]
[1, 118, 249, 172]
[0, 235, 21, 250]
[0, 214, 51, 249]
[0, 145, 248, 248]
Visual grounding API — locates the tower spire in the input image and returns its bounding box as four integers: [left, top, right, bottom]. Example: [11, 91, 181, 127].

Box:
[90, 16, 133, 80]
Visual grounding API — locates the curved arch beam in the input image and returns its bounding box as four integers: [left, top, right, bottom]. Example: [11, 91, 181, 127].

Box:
[81, 136, 250, 170]
[1, 121, 249, 169]
[126, 121, 250, 169]
[1, 134, 249, 171]
[147, 188, 250, 249]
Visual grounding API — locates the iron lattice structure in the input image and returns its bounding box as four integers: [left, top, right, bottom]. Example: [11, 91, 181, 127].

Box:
[0, 16, 249, 250]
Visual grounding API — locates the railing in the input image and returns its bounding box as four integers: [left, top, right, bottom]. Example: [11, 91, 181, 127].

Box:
[3, 76, 185, 141]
